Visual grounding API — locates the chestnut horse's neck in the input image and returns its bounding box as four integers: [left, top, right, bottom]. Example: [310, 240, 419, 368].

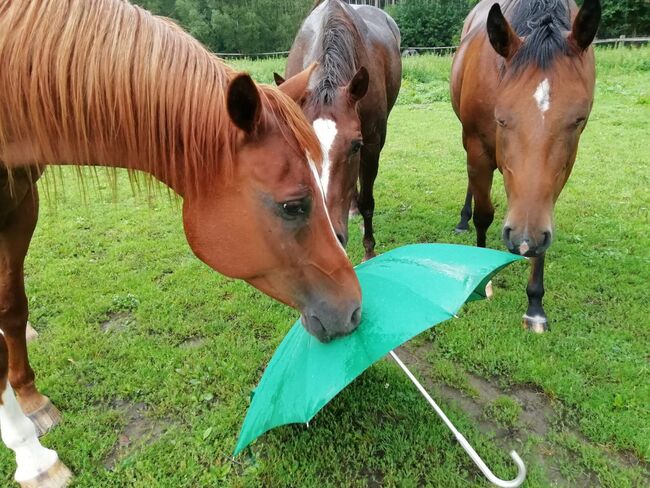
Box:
[0, 0, 238, 196]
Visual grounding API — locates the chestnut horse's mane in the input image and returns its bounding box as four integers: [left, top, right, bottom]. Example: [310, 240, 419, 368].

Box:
[0, 0, 321, 194]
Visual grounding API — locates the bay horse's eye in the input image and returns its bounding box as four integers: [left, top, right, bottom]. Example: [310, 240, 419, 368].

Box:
[351, 140, 363, 154]
[280, 197, 312, 220]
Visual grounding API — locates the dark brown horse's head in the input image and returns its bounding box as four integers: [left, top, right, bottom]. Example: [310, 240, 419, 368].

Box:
[275, 64, 369, 248]
[182, 75, 361, 342]
[486, 0, 600, 257]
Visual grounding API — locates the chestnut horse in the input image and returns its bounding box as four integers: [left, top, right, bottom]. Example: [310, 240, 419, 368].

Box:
[274, 0, 401, 261]
[451, 0, 600, 332]
[0, 0, 362, 484]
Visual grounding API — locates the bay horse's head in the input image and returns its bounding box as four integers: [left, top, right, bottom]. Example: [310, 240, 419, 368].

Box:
[182, 74, 361, 342]
[486, 0, 600, 257]
[275, 64, 370, 249]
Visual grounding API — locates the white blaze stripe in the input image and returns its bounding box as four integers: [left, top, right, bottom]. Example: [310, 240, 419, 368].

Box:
[308, 157, 346, 252]
[312, 118, 338, 198]
[534, 78, 551, 114]
[0, 384, 59, 482]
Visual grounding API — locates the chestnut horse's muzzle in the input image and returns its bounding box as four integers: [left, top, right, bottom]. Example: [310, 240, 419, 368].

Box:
[503, 226, 552, 257]
[301, 300, 362, 343]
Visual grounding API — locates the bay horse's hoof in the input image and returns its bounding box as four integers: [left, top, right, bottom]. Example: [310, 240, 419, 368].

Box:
[454, 223, 470, 233]
[18, 459, 73, 488]
[523, 314, 549, 334]
[362, 252, 377, 262]
[25, 322, 39, 343]
[484, 280, 494, 299]
[24, 397, 62, 436]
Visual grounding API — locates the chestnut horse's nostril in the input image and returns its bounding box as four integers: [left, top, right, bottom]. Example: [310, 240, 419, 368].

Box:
[350, 306, 362, 328]
[502, 226, 514, 250]
[539, 231, 552, 252]
[336, 233, 347, 248]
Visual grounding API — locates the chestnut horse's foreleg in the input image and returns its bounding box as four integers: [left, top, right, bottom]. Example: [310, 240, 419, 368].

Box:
[358, 141, 382, 262]
[454, 187, 473, 233]
[523, 253, 548, 333]
[0, 185, 60, 436]
[465, 140, 495, 249]
[0, 333, 72, 487]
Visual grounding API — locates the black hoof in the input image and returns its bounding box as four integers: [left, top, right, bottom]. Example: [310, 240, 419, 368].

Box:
[454, 223, 470, 233]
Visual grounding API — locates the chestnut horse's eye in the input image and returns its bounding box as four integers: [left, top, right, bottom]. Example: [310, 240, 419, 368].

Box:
[496, 118, 507, 128]
[280, 197, 312, 220]
[575, 116, 586, 127]
[351, 140, 363, 154]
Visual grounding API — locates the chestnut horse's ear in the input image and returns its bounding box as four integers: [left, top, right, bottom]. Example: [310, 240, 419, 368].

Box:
[273, 72, 286, 86]
[227, 74, 261, 134]
[347, 66, 369, 103]
[486, 3, 521, 59]
[569, 0, 601, 51]
[277, 63, 318, 104]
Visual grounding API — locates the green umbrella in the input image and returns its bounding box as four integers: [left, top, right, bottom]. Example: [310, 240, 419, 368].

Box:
[235, 244, 527, 487]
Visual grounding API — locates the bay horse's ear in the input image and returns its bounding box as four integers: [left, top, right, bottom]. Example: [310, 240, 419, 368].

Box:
[227, 74, 261, 134]
[569, 0, 601, 51]
[348, 66, 369, 103]
[486, 3, 521, 59]
[273, 72, 286, 86]
[277, 63, 318, 105]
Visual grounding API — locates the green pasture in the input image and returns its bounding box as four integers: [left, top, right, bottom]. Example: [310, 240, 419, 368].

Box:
[1, 47, 648, 487]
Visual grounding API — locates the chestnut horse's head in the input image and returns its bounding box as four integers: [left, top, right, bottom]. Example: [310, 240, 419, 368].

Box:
[275, 64, 370, 249]
[486, 0, 600, 257]
[182, 74, 361, 342]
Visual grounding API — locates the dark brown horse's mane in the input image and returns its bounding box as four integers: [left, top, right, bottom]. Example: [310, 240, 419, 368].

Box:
[309, 0, 361, 108]
[508, 0, 572, 73]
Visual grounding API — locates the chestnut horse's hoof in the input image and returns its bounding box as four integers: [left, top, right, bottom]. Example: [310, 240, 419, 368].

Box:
[25, 322, 39, 343]
[24, 397, 62, 436]
[484, 280, 494, 299]
[18, 459, 73, 488]
[523, 314, 549, 334]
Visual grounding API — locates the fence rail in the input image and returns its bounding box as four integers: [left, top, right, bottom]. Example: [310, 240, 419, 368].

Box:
[214, 36, 649, 59]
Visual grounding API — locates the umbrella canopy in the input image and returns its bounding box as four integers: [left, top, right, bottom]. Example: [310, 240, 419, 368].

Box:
[234, 244, 523, 456]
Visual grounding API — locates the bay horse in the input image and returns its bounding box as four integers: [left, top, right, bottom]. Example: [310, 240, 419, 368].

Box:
[0, 0, 362, 484]
[274, 0, 402, 261]
[451, 0, 600, 332]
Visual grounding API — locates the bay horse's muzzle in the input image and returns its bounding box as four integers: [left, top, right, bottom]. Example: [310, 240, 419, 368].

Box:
[301, 300, 362, 343]
[503, 226, 552, 257]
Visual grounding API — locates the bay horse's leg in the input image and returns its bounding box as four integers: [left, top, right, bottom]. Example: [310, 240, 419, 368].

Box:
[0, 334, 72, 488]
[523, 253, 548, 333]
[0, 182, 61, 436]
[357, 142, 381, 262]
[454, 187, 473, 233]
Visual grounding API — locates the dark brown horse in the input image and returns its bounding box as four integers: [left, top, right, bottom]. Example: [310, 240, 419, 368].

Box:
[0, 0, 362, 483]
[274, 0, 402, 261]
[451, 0, 600, 331]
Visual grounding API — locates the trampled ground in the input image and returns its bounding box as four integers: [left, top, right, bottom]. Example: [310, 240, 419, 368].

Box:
[1, 48, 648, 486]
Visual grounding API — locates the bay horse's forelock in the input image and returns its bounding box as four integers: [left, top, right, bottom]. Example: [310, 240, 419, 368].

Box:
[0, 0, 322, 196]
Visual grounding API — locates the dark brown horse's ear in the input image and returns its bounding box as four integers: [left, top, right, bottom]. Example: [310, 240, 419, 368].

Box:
[273, 72, 285, 86]
[348, 66, 369, 103]
[486, 3, 521, 59]
[277, 63, 317, 105]
[569, 0, 601, 51]
[227, 74, 262, 134]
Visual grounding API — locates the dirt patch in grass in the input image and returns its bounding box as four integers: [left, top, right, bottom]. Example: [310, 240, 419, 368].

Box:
[103, 400, 170, 471]
[100, 312, 135, 333]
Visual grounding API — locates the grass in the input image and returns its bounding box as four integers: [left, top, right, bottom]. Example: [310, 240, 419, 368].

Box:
[1, 46, 649, 487]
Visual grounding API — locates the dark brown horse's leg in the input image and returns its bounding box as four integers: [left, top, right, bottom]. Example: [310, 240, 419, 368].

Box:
[357, 143, 381, 261]
[0, 183, 61, 435]
[523, 253, 548, 333]
[454, 187, 473, 233]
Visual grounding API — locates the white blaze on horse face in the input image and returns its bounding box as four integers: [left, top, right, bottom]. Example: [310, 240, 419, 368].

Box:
[312, 118, 338, 199]
[534, 78, 551, 117]
[308, 155, 345, 253]
[0, 384, 59, 482]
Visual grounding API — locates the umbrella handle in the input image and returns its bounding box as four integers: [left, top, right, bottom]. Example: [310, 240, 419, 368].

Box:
[389, 351, 527, 488]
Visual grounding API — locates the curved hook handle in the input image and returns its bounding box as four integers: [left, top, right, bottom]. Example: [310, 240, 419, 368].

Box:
[390, 351, 527, 488]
